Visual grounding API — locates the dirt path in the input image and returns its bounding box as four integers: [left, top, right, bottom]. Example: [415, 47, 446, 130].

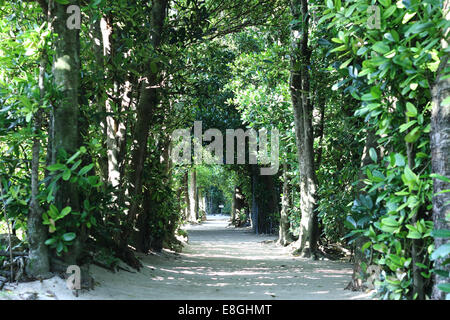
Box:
[1, 215, 371, 300]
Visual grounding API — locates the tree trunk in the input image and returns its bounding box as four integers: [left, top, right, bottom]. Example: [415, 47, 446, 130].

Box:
[188, 168, 198, 222]
[251, 165, 259, 234]
[406, 137, 426, 299]
[120, 0, 168, 251]
[289, 0, 318, 257]
[89, 14, 108, 186]
[278, 163, 293, 246]
[346, 129, 377, 290]
[100, 15, 121, 188]
[183, 171, 189, 220]
[250, 165, 279, 234]
[26, 51, 50, 278]
[431, 1, 450, 299]
[231, 187, 237, 224]
[50, 0, 82, 265]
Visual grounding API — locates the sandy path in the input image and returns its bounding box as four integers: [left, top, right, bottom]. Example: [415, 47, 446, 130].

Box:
[1, 215, 370, 300]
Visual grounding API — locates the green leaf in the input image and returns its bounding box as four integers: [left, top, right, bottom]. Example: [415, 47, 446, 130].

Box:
[71, 160, 82, 171]
[48, 205, 59, 219]
[382, 216, 399, 227]
[78, 163, 94, 176]
[394, 153, 405, 167]
[340, 57, 353, 69]
[431, 243, 450, 260]
[62, 169, 71, 181]
[406, 22, 434, 36]
[56, 241, 64, 253]
[331, 37, 343, 44]
[404, 166, 418, 183]
[150, 61, 158, 74]
[402, 12, 417, 24]
[380, 224, 398, 233]
[370, 86, 382, 99]
[59, 206, 72, 219]
[346, 215, 357, 228]
[334, 0, 341, 10]
[437, 283, 450, 293]
[47, 163, 66, 172]
[62, 232, 76, 242]
[434, 269, 449, 277]
[430, 174, 450, 184]
[67, 151, 81, 164]
[357, 46, 368, 56]
[378, 0, 391, 7]
[383, 5, 397, 19]
[407, 230, 422, 239]
[44, 238, 56, 246]
[390, 30, 400, 42]
[405, 127, 421, 143]
[405, 102, 417, 117]
[361, 93, 376, 101]
[399, 120, 417, 133]
[369, 148, 378, 162]
[432, 229, 450, 238]
[372, 42, 390, 54]
[330, 45, 348, 53]
[361, 241, 372, 252]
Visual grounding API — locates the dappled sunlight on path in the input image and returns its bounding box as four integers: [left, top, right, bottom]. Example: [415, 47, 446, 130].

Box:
[80, 215, 371, 300]
[1, 214, 371, 300]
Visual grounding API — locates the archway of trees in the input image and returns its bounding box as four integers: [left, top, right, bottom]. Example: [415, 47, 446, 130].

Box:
[0, 0, 449, 300]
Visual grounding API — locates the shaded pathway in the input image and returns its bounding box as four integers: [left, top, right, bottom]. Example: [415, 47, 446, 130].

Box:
[1, 215, 370, 300]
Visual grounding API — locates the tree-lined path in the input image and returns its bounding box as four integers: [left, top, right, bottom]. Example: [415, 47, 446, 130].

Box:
[2, 216, 369, 300]
[0, 0, 448, 301]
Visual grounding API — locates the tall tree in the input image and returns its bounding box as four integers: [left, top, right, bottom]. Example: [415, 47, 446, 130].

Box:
[278, 162, 293, 246]
[120, 0, 169, 257]
[45, 0, 82, 266]
[26, 50, 50, 278]
[188, 168, 198, 223]
[431, 0, 450, 300]
[289, 0, 318, 257]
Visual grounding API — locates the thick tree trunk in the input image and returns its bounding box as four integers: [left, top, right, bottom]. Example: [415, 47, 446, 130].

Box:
[26, 51, 50, 278]
[431, 2, 450, 299]
[250, 165, 279, 234]
[289, 0, 318, 257]
[50, 0, 82, 265]
[134, 189, 153, 253]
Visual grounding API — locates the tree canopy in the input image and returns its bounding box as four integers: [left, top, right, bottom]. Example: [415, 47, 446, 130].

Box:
[0, 0, 448, 300]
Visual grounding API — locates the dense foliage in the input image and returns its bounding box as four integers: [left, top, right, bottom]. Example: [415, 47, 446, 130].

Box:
[0, 0, 448, 300]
